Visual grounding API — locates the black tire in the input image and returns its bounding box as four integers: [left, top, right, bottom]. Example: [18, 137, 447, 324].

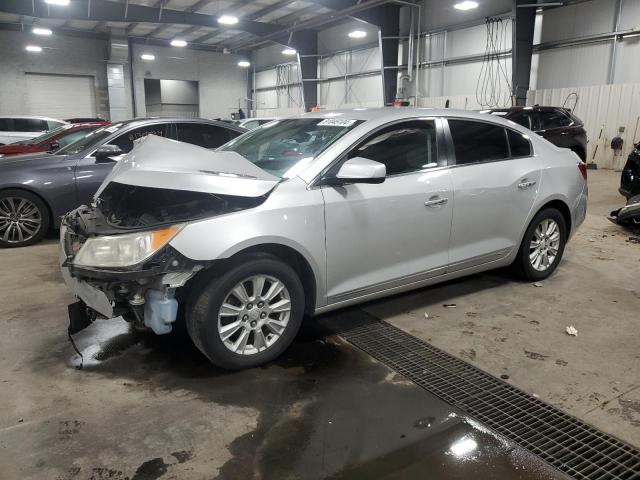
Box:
[513, 208, 567, 281]
[185, 254, 305, 370]
[0, 189, 50, 248]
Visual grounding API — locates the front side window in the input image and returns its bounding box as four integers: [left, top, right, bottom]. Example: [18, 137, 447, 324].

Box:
[449, 120, 509, 165]
[538, 110, 572, 129]
[509, 112, 532, 130]
[348, 120, 438, 175]
[176, 123, 232, 149]
[221, 118, 362, 178]
[110, 124, 171, 153]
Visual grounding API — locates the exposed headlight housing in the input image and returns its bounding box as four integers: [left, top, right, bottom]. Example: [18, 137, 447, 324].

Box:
[73, 224, 183, 268]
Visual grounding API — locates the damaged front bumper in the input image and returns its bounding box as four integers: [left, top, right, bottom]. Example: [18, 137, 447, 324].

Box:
[60, 206, 204, 335]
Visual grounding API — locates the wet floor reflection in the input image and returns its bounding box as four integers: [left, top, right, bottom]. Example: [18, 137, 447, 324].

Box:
[62, 315, 563, 480]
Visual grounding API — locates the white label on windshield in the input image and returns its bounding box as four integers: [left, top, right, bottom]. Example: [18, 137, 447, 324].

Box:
[318, 119, 357, 127]
[105, 126, 120, 133]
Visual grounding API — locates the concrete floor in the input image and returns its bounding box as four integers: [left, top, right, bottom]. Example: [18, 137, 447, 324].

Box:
[0, 169, 637, 479]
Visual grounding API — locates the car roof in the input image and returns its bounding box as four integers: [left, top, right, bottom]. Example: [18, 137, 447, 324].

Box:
[292, 107, 520, 124]
[104, 117, 246, 133]
[0, 115, 67, 122]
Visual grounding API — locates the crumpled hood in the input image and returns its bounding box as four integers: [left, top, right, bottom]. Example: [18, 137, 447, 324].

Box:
[95, 135, 280, 198]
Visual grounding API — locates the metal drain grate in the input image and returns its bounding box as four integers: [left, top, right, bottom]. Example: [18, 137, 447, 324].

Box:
[338, 313, 640, 480]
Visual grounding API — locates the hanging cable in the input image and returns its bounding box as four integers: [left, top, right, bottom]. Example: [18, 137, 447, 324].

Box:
[476, 17, 512, 108]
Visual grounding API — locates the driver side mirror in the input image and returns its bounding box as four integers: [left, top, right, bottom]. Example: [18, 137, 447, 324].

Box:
[324, 157, 386, 186]
[94, 144, 124, 163]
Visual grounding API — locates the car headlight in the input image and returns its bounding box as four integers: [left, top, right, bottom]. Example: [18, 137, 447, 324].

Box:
[73, 224, 184, 268]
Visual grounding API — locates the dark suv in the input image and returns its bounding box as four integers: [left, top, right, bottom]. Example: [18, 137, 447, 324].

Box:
[486, 106, 587, 162]
[619, 143, 640, 199]
[0, 118, 246, 248]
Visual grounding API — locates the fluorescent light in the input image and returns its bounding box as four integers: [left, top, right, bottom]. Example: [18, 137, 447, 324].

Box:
[282, 48, 297, 55]
[141, 53, 155, 61]
[454, 1, 479, 10]
[237, 60, 251, 67]
[25, 45, 43, 53]
[45, 0, 70, 5]
[32, 27, 53, 36]
[218, 15, 239, 25]
[170, 39, 187, 47]
[348, 30, 367, 39]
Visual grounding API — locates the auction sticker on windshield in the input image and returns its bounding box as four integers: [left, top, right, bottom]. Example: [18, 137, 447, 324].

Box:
[317, 119, 357, 127]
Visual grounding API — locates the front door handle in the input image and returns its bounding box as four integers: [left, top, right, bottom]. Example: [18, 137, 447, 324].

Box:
[425, 197, 449, 207]
[518, 180, 537, 190]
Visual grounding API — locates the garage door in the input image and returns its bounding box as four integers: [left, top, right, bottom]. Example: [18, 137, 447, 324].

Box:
[25, 73, 97, 119]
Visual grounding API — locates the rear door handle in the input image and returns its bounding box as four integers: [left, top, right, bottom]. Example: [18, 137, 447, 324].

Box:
[425, 197, 448, 207]
[518, 180, 537, 190]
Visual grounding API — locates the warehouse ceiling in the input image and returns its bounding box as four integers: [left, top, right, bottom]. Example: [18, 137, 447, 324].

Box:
[0, 0, 517, 52]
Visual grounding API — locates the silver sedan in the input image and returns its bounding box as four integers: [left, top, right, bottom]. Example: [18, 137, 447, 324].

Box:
[60, 108, 588, 369]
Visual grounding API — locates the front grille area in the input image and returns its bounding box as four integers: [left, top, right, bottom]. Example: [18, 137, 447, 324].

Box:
[338, 313, 640, 480]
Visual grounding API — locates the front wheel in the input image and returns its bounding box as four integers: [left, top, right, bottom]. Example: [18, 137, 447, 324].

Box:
[514, 208, 567, 281]
[186, 254, 305, 369]
[0, 189, 50, 248]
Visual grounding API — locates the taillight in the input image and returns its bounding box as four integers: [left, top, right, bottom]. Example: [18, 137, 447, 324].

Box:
[578, 162, 587, 181]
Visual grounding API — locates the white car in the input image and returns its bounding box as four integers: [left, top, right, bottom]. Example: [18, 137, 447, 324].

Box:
[0, 116, 67, 145]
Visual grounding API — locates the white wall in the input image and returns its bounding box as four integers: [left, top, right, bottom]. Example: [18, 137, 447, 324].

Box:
[532, 0, 640, 89]
[131, 43, 247, 119]
[528, 83, 640, 169]
[0, 29, 112, 119]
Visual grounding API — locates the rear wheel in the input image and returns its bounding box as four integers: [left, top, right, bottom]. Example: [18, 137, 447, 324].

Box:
[514, 208, 567, 281]
[186, 254, 305, 369]
[0, 190, 50, 248]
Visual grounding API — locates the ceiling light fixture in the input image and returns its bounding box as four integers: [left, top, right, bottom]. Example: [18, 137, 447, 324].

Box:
[282, 47, 297, 55]
[237, 60, 251, 67]
[170, 39, 187, 47]
[348, 30, 367, 39]
[25, 45, 43, 53]
[45, 0, 70, 5]
[141, 53, 155, 61]
[454, 1, 479, 10]
[218, 15, 239, 25]
[33, 27, 53, 36]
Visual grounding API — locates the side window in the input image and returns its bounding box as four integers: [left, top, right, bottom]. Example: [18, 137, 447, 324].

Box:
[176, 123, 231, 149]
[448, 120, 509, 165]
[539, 110, 572, 129]
[14, 119, 47, 132]
[348, 120, 438, 176]
[57, 129, 93, 148]
[48, 120, 65, 130]
[0, 119, 12, 131]
[509, 112, 532, 130]
[110, 124, 171, 153]
[507, 129, 532, 157]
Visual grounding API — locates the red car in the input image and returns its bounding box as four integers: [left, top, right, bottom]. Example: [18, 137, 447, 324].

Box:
[0, 122, 110, 157]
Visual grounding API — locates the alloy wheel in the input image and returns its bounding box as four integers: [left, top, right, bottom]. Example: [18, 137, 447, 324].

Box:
[529, 218, 561, 272]
[217, 274, 292, 355]
[0, 197, 42, 244]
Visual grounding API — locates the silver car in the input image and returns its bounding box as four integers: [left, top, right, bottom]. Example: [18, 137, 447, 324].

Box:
[60, 108, 588, 369]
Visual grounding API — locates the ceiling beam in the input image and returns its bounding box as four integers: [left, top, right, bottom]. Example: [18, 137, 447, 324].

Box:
[0, 0, 285, 37]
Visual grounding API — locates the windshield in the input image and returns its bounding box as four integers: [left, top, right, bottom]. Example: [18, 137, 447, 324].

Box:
[13, 125, 70, 145]
[220, 118, 362, 178]
[56, 123, 125, 155]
